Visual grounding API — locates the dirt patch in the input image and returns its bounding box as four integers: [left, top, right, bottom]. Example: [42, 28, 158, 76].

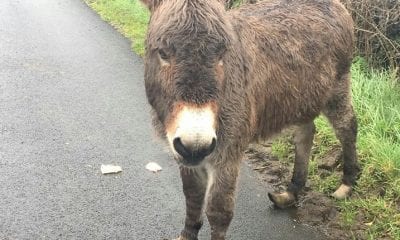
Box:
[245, 143, 367, 240]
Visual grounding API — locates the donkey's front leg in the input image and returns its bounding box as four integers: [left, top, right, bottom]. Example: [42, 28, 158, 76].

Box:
[177, 167, 208, 240]
[206, 165, 239, 240]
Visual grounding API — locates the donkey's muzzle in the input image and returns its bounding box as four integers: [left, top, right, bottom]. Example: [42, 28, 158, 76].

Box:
[173, 137, 216, 165]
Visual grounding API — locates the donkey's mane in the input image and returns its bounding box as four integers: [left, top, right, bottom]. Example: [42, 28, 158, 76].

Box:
[148, 0, 234, 46]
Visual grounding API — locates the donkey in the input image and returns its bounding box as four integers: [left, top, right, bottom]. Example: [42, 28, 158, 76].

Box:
[140, 0, 360, 239]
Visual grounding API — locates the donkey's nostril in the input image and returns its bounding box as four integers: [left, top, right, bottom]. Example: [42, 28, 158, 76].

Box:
[173, 137, 191, 159]
[208, 137, 217, 153]
[173, 137, 217, 164]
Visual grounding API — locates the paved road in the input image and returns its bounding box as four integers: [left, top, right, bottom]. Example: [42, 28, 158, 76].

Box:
[0, 0, 323, 239]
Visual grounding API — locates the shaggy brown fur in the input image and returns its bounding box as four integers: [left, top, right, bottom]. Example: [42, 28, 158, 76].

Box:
[140, 0, 360, 239]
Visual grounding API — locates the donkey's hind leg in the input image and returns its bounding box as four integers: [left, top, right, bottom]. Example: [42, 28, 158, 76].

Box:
[268, 121, 315, 209]
[322, 76, 360, 199]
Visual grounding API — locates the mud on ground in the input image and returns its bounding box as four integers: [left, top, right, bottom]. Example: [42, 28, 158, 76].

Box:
[245, 142, 368, 240]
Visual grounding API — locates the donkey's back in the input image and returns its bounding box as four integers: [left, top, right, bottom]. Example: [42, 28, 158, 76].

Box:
[229, 0, 354, 138]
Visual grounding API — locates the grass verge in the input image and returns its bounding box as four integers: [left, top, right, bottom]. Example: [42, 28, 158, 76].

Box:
[86, 1, 400, 238]
[320, 59, 399, 239]
[85, 0, 149, 56]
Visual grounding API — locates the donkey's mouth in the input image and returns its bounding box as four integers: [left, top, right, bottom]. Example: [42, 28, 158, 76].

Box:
[178, 156, 206, 167]
[173, 149, 216, 167]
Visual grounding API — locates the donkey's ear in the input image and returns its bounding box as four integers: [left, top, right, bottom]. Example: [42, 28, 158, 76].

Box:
[140, 0, 162, 11]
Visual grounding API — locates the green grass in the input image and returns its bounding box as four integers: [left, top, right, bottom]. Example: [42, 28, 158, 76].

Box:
[85, 1, 400, 239]
[85, 0, 149, 56]
[327, 60, 400, 239]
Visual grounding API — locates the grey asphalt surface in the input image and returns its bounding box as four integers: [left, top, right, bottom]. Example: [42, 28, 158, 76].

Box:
[0, 0, 323, 239]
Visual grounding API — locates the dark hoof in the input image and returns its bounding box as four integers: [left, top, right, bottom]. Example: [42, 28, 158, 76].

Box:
[268, 191, 296, 209]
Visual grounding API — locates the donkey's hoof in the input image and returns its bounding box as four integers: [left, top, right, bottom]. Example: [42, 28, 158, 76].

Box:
[331, 184, 352, 200]
[268, 191, 296, 209]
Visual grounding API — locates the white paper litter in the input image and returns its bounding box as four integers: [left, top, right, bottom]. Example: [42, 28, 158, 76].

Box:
[145, 162, 162, 173]
[101, 164, 122, 174]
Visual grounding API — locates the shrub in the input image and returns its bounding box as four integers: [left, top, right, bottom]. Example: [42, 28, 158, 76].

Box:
[342, 0, 399, 74]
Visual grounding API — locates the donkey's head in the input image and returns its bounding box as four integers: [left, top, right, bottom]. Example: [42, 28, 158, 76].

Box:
[141, 0, 235, 166]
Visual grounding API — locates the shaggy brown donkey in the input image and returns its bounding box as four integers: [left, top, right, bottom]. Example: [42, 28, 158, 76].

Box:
[140, 0, 360, 239]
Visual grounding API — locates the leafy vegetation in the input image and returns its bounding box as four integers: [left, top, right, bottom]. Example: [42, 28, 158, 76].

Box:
[86, 0, 400, 238]
[342, 0, 400, 72]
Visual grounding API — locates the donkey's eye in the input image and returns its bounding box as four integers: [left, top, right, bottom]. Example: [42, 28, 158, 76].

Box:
[217, 49, 226, 62]
[158, 49, 169, 60]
